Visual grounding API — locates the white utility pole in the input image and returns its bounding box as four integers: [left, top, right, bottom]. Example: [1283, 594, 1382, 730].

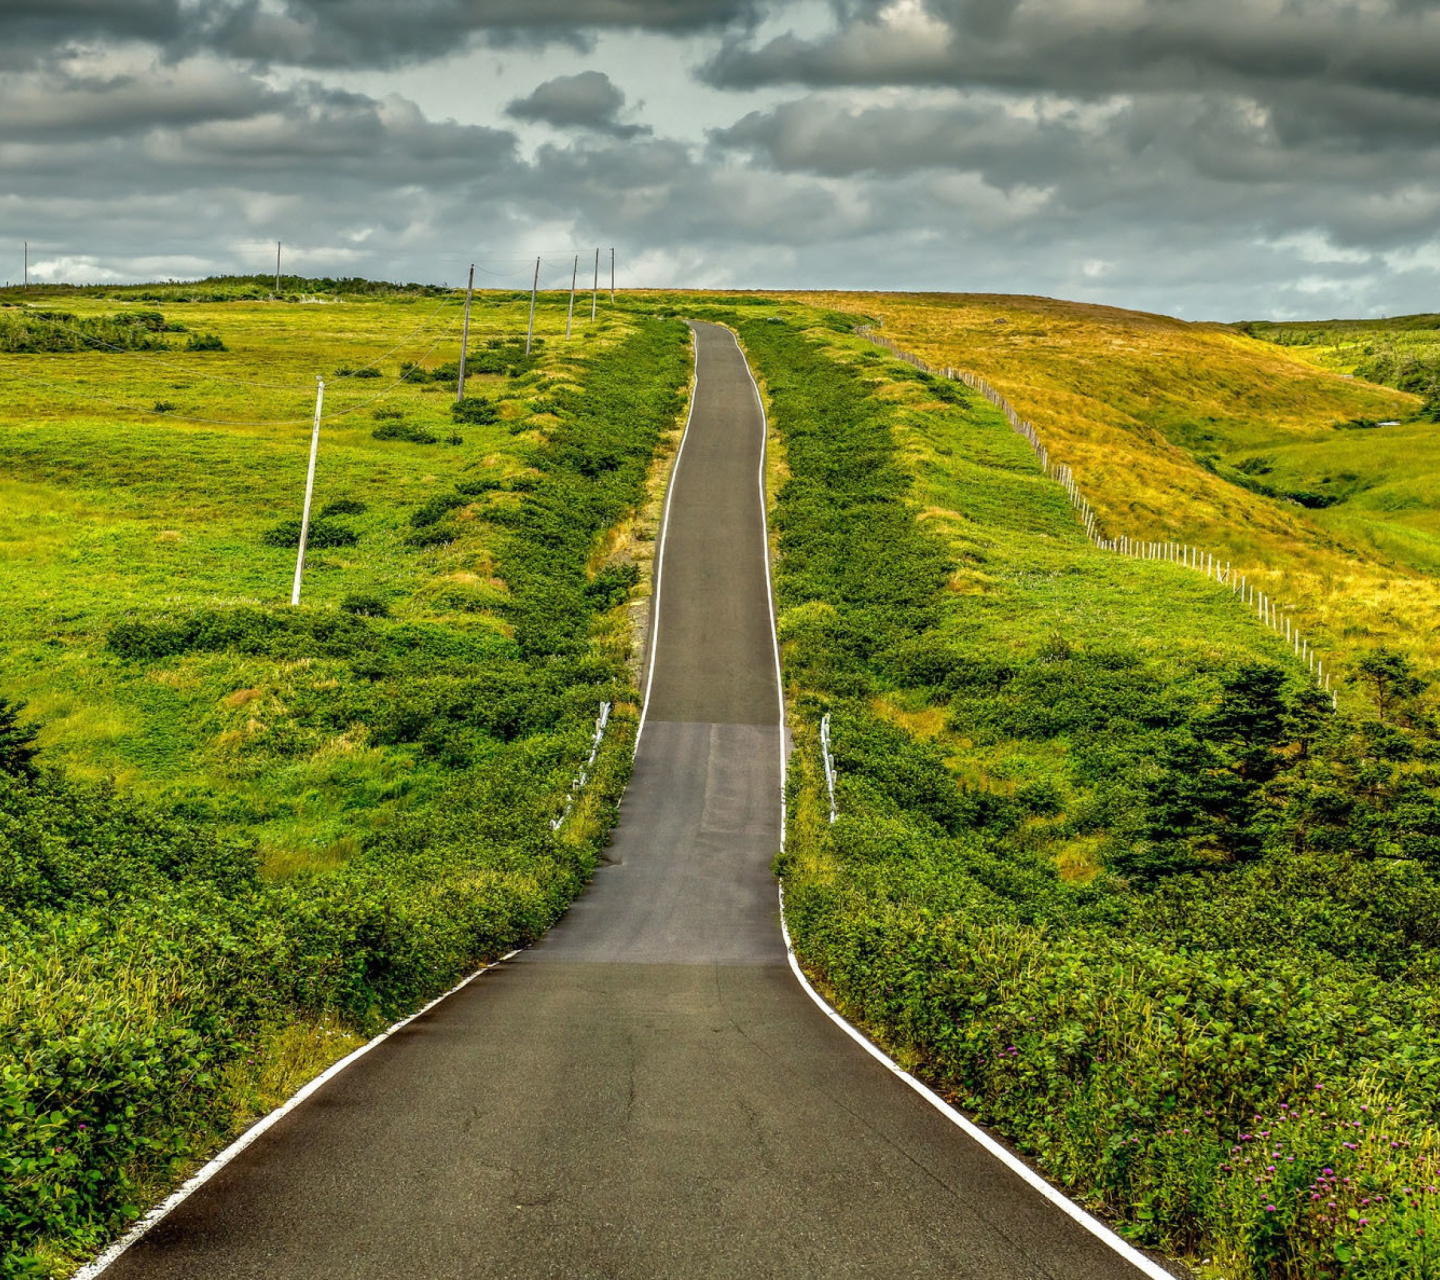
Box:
[565, 254, 578, 339]
[290, 377, 325, 607]
[23, 241, 27, 289]
[457, 263, 475, 403]
[525, 257, 540, 356]
[610, 247, 615, 303]
[275, 242, 282, 296]
[592, 248, 599, 320]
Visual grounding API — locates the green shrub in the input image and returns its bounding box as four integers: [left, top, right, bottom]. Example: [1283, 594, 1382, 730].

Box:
[453, 397, 498, 425]
[372, 421, 437, 444]
[0, 699, 40, 780]
[319, 498, 367, 518]
[340, 593, 389, 618]
[260, 519, 358, 549]
[409, 493, 466, 528]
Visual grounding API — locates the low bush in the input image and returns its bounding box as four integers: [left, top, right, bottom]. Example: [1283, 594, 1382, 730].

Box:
[319, 498, 366, 518]
[372, 421, 437, 445]
[409, 493, 466, 528]
[340, 593, 389, 618]
[741, 315, 1440, 1279]
[453, 396, 498, 425]
[260, 519, 358, 550]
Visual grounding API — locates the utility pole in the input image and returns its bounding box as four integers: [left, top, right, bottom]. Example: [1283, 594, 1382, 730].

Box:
[456, 263, 475, 403]
[23, 241, 27, 290]
[610, 247, 615, 303]
[592, 247, 599, 321]
[290, 377, 325, 607]
[275, 241, 282, 296]
[525, 256, 540, 356]
[565, 254, 578, 339]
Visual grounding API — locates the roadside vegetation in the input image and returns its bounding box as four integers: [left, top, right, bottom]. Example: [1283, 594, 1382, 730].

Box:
[738, 312, 1440, 1280]
[0, 281, 690, 1276]
[784, 291, 1440, 693]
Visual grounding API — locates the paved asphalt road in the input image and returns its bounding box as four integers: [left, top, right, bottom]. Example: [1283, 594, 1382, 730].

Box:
[103, 322, 1158, 1279]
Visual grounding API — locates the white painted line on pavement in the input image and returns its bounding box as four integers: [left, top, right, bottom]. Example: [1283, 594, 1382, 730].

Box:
[75, 948, 523, 1280]
[776, 894, 1176, 1279]
[733, 320, 1177, 1280]
[635, 325, 701, 754]
[724, 325, 790, 850]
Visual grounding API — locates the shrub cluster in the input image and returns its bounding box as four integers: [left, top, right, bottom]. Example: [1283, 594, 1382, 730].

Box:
[0, 310, 223, 355]
[3, 318, 691, 1275]
[741, 315, 1440, 1279]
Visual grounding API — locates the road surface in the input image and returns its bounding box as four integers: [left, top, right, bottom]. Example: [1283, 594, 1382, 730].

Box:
[101, 321, 1156, 1279]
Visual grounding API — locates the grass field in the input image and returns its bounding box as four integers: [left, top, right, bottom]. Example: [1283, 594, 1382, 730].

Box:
[735, 308, 1440, 1279]
[778, 291, 1440, 691]
[0, 281, 634, 870]
[0, 278, 694, 1275]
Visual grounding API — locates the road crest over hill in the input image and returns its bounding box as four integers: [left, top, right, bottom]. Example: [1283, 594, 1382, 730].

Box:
[98, 321, 1159, 1280]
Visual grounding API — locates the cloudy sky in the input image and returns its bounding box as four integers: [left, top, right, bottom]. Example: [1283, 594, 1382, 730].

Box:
[4, 0, 1440, 319]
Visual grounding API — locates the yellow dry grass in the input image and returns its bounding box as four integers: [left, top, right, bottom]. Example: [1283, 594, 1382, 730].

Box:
[783, 291, 1440, 675]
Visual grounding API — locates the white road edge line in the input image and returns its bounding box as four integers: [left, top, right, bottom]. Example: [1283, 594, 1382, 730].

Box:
[79, 324, 718, 1278]
[723, 326, 789, 847]
[74, 948, 523, 1280]
[634, 325, 701, 755]
[731, 324, 1175, 1280]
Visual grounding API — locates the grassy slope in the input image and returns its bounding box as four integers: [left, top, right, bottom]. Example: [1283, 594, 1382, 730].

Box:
[0, 286, 628, 870]
[782, 291, 1440, 683]
[0, 282, 694, 1275]
[739, 310, 1440, 1279]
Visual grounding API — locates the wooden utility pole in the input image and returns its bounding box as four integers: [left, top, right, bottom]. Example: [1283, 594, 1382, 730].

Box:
[565, 254, 578, 339]
[291, 377, 325, 607]
[610, 247, 615, 303]
[525, 257, 540, 356]
[457, 263, 475, 403]
[275, 241, 282, 295]
[591, 247, 599, 321]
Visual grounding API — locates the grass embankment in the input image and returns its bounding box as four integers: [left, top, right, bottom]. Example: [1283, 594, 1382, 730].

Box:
[0, 279, 692, 1276]
[0, 279, 625, 864]
[739, 313, 1440, 1280]
[782, 291, 1440, 685]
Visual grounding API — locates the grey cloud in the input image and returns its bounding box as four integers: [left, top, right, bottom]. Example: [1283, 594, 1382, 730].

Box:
[506, 71, 651, 138]
[701, 1, 1440, 106]
[0, 0, 764, 72]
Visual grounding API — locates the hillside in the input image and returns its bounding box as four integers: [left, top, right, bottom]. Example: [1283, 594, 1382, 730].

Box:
[7, 282, 1440, 1280]
[783, 291, 1440, 685]
[731, 306, 1440, 1280]
[0, 279, 693, 1274]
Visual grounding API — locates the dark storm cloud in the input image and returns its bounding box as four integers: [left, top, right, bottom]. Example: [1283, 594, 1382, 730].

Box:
[0, 0, 184, 69]
[701, 0, 1440, 103]
[505, 71, 651, 137]
[0, 0, 763, 71]
[5, 0, 1440, 318]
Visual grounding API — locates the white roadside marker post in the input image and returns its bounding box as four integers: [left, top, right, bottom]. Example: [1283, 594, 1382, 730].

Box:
[291, 377, 325, 607]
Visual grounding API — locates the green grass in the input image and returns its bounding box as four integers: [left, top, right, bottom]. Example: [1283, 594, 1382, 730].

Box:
[0, 280, 693, 1276]
[0, 283, 633, 866]
[738, 310, 1440, 1280]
